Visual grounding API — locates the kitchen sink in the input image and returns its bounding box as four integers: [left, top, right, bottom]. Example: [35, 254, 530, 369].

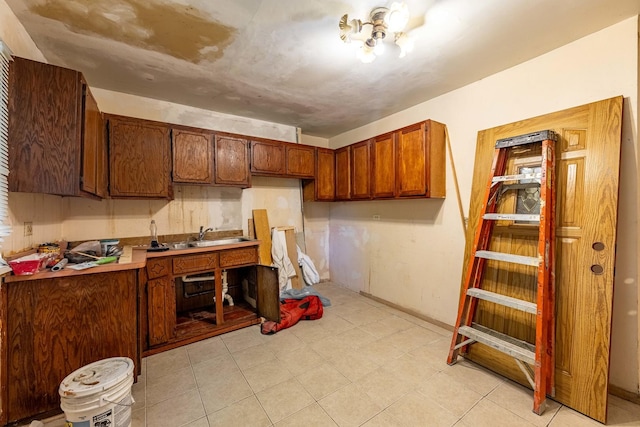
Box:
[188, 237, 254, 247]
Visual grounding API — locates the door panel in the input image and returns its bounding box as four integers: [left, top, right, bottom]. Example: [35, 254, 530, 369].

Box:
[462, 96, 622, 423]
[256, 265, 280, 322]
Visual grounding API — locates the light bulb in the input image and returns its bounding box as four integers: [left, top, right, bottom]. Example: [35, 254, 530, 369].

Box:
[374, 38, 385, 56]
[386, 2, 410, 33]
[357, 44, 376, 63]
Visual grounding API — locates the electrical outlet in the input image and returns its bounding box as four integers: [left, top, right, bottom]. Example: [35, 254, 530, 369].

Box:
[24, 221, 33, 237]
[373, 215, 381, 220]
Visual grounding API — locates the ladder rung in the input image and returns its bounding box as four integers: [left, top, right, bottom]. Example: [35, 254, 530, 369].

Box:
[483, 213, 540, 222]
[501, 182, 540, 191]
[492, 173, 541, 183]
[458, 325, 535, 365]
[475, 250, 540, 266]
[466, 288, 537, 314]
[495, 130, 558, 148]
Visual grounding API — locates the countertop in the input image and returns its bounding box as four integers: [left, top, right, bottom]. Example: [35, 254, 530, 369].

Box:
[4, 239, 261, 283]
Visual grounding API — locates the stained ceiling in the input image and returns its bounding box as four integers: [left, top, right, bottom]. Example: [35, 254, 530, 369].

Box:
[6, 0, 640, 137]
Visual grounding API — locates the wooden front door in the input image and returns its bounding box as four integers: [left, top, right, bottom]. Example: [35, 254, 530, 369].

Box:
[462, 96, 623, 423]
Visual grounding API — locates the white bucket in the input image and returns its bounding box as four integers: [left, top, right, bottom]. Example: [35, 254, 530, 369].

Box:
[59, 357, 135, 427]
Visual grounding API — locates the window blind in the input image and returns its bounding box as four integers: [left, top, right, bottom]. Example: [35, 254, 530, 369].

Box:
[0, 40, 12, 247]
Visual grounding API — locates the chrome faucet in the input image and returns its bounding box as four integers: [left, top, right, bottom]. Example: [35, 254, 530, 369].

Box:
[198, 226, 214, 241]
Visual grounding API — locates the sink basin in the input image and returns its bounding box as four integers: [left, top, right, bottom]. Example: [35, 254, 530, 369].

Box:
[188, 237, 254, 247]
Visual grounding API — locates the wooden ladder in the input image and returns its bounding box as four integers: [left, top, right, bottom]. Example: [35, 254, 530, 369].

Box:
[447, 130, 557, 415]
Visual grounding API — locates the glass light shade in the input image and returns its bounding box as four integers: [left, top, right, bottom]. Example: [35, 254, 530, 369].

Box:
[395, 32, 414, 58]
[357, 44, 376, 63]
[386, 2, 410, 32]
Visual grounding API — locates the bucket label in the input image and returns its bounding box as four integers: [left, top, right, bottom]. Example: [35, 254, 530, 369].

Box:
[93, 408, 112, 427]
[65, 422, 90, 427]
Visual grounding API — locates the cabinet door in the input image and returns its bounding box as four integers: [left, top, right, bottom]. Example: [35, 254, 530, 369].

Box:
[80, 83, 106, 197]
[215, 135, 251, 187]
[396, 122, 427, 197]
[371, 132, 396, 198]
[335, 146, 351, 200]
[425, 120, 446, 198]
[108, 115, 172, 198]
[148, 276, 176, 347]
[250, 140, 285, 175]
[316, 148, 335, 200]
[8, 57, 83, 196]
[6, 271, 137, 422]
[172, 129, 214, 184]
[286, 145, 315, 178]
[350, 140, 371, 199]
[256, 265, 280, 322]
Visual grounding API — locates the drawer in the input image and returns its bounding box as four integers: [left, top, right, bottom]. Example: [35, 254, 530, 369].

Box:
[220, 247, 258, 268]
[173, 253, 219, 275]
[146, 258, 171, 279]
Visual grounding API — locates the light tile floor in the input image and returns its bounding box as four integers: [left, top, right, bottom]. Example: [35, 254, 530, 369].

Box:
[34, 282, 640, 427]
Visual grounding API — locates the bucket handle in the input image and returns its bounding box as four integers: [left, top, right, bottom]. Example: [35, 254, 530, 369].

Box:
[101, 396, 136, 407]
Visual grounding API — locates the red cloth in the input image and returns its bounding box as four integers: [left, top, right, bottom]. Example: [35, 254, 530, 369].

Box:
[261, 296, 323, 334]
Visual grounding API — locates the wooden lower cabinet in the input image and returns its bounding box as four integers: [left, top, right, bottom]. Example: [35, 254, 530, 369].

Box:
[147, 276, 176, 347]
[142, 246, 279, 355]
[2, 270, 139, 425]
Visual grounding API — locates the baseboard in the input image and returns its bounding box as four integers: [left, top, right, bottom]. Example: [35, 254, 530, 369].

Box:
[359, 291, 454, 332]
[609, 384, 640, 405]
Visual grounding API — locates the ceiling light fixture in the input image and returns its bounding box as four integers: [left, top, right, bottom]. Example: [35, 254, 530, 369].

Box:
[339, 2, 412, 63]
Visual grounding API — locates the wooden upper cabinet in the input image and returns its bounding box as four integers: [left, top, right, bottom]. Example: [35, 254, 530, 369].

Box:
[215, 134, 251, 187]
[81, 83, 107, 198]
[396, 120, 446, 198]
[350, 139, 371, 199]
[251, 140, 285, 175]
[316, 148, 335, 200]
[172, 128, 214, 184]
[107, 115, 172, 199]
[286, 144, 315, 178]
[303, 147, 335, 201]
[8, 57, 106, 198]
[250, 140, 315, 178]
[371, 132, 396, 198]
[335, 146, 351, 200]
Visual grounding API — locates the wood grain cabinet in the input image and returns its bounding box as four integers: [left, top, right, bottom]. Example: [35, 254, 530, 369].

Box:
[250, 140, 315, 178]
[107, 115, 172, 198]
[396, 120, 446, 198]
[3, 271, 138, 424]
[142, 246, 277, 355]
[303, 147, 335, 201]
[250, 139, 285, 175]
[8, 57, 107, 198]
[285, 144, 315, 178]
[215, 134, 251, 187]
[172, 128, 214, 184]
[350, 139, 371, 199]
[371, 132, 396, 198]
[145, 258, 175, 347]
[335, 146, 351, 200]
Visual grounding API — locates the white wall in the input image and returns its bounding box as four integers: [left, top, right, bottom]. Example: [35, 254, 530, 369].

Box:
[326, 17, 640, 393]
